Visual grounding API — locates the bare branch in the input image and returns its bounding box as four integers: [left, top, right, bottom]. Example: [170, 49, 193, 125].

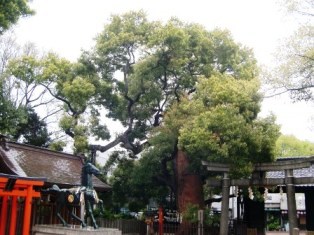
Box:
[40, 82, 82, 116]
[41, 108, 63, 121]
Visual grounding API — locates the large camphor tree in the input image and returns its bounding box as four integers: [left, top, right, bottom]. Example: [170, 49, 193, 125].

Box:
[7, 11, 280, 212]
[87, 11, 279, 212]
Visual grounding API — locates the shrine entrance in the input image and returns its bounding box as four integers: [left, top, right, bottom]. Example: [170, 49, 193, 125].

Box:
[202, 156, 314, 235]
[0, 173, 45, 235]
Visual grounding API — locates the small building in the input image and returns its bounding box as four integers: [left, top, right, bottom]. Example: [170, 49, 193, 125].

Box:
[265, 193, 306, 231]
[0, 141, 110, 191]
[0, 140, 111, 233]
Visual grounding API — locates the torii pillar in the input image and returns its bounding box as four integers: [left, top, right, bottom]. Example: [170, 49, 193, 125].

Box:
[220, 172, 230, 235]
[202, 162, 230, 235]
[202, 159, 313, 235]
[285, 169, 298, 235]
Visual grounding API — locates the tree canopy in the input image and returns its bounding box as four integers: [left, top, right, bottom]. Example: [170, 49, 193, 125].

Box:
[3, 10, 281, 207]
[275, 134, 314, 157]
[0, 0, 34, 35]
[80, 11, 260, 155]
[6, 11, 262, 154]
[178, 75, 280, 177]
[0, 1, 51, 147]
[265, 0, 314, 101]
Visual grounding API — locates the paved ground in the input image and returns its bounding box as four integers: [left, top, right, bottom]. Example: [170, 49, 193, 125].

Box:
[266, 231, 307, 235]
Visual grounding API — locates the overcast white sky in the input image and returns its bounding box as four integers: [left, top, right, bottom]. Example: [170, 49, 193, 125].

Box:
[13, 0, 314, 142]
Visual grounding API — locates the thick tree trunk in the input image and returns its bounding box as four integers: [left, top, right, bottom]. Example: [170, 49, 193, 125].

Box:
[175, 150, 204, 235]
[176, 150, 204, 212]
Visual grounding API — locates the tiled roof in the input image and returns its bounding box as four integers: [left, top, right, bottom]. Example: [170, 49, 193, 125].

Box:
[266, 157, 314, 187]
[0, 142, 110, 191]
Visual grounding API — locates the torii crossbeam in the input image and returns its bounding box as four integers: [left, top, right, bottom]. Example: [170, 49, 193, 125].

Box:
[202, 157, 314, 235]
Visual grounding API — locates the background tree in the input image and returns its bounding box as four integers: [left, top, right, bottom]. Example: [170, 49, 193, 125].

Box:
[264, 0, 313, 100]
[275, 134, 314, 157]
[0, 0, 34, 35]
[0, 38, 54, 146]
[12, 107, 50, 146]
[7, 50, 117, 151]
[0, 31, 25, 136]
[108, 156, 169, 212]
[1, 51, 55, 146]
[0, 1, 51, 147]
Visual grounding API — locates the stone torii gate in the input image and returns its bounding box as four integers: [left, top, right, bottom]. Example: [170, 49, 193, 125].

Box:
[202, 156, 314, 235]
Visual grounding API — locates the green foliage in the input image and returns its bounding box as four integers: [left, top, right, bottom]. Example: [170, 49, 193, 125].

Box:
[0, 29, 47, 141]
[100, 11, 279, 207]
[7, 52, 111, 153]
[178, 75, 280, 177]
[7, 55, 41, 84]
[89, 111, 110, 141]
[266, 1, 314, 101]
[0, 90, 50, 147]
[13, 107, 50, 147]
[91, 11, 258, 125]
[182, 203, 219, 226]
[109, 158, 137, 206]
[0, 94, 27, 136]
[108, 152, 169, 209]
[5, 11, 262, 157]
[49, 140, 66, 152]
[2, 10, 280, 209]
[0, 0, 34, 34]
[275, 134, 314, 157]
[182, 203, 200, 223]
[267, 214, 281, 231]
[73, 134, 88, 154]
[276, 25, 314, 101]
[62, 76, 95, 110]
[59, 116, 76, 131]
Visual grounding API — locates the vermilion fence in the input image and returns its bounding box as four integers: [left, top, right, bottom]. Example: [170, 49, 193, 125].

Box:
[0, 175, 44, 235]
[0, 198, 25, 235]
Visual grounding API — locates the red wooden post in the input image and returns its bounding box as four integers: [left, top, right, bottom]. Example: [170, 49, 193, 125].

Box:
[0, 197, 2, 234]
[0, 177, 44, 235]
[158, 206, 164, 235]
[9, 196, 18, 235]
[0, 195, 9, 235]
[23, 185, 33, 235]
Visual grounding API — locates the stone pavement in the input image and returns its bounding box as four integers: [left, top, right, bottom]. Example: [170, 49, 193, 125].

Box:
[266, 231, 307, 235]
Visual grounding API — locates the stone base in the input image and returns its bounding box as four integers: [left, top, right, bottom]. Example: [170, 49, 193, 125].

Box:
[32, 224, 122, 235]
